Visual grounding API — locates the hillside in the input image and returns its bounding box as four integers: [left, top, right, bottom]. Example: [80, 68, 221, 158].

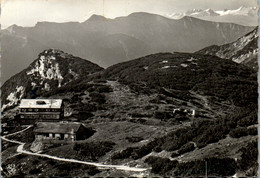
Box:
[1, 49, 103, 111]
[1, 12, 254, 83]
[100, 52, 257, 106]
[197, 27, 258, 70]
[1, 51, 257, 177]
[48, 52, 257, 176]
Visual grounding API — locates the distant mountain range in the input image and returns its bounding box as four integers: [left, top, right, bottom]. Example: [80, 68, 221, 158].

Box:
[197, 27, 258, 70]
[2, 12, 254, 83]
[165, 6, 258, 26]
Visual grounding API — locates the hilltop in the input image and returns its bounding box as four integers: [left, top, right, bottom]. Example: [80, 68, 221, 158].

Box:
[1, 49, 103, 111]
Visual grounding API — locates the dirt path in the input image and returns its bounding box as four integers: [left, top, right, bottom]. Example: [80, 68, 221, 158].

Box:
[1, 125, 148, 173]
[17, 143, 147, 171]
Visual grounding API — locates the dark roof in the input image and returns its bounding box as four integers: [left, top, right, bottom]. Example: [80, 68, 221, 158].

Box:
[34, 122, 83, 134]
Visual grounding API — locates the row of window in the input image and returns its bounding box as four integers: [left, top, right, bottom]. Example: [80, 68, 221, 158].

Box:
[20, 108, 62, 112]
[20, 114, 60, 119]
[36, 133, 75, 141]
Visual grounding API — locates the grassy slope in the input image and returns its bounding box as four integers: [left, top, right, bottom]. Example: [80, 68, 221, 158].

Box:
[1, 52, 257, 177]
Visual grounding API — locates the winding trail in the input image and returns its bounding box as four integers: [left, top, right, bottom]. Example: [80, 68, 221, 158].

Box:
[1, 125, 148, 172]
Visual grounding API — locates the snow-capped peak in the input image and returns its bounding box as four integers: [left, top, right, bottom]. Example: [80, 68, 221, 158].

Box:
[165, 6, 258, 26]
[168, 6, 258, 18]
[216, 6, 258, 16]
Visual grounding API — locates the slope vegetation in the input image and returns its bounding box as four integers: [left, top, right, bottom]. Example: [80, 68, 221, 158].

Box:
[197, 27, 258, 69]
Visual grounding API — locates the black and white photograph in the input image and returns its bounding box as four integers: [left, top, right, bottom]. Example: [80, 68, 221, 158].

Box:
[1, 0, 258, 177]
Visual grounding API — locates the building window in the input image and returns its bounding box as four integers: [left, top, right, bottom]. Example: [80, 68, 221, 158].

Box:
[55, 134, 61, 139]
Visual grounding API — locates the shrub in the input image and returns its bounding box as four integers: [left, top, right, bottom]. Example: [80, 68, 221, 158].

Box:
[129, 118, 146, 124]
[29, 168, 42, 175]
[75, 103, 97, 112]
[174, 157, 236, 176]
[32, 159, 40, 165]
[144, 105, 158, 110]
[247, 127, 257, 135]
[71, 94, 81, 103]
[229, 127, 248, 138]
[87, 166, 101, 176]
[126, 136, 143, 143]
[9, 127, 35, 143]
[154, 111, 172, 121]
[145, 156, 178, 175]
[54, 162, 87, 176]
[111, 147, 137, 160]
[237, 115, 257, 127]
[93, 79, 107, 83]
[175, 115, 189, 122]
[97, 85, 113, 93]
[77, 111, 94, 120]
[89, 92, 106, 104]
[171, 152, 179, 158]
[16, 154, 27, 159]
[153, 146, 162, 153]
[47, 159, 56, 166]
[132, 146, 153, 160]
[131, 113, 152, 118]
[178, 142, 195, 155]
[73, 141, 115, 160]
[197, 142, 207, 149]
[111, 143, 158, 160]
[237, 140, 258, 171]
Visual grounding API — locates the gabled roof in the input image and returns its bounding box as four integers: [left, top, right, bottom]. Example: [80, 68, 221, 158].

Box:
[19, 99, 63, 109]
[34, 122, 83, 134]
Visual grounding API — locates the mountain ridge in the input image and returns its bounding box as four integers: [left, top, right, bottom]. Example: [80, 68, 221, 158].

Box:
[2, 12, 254, 83]
[165, 6, 258, 26]
[196, 27, 258, 70]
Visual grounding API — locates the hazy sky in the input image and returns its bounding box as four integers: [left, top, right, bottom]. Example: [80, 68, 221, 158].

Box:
[1, 0, 258, 28]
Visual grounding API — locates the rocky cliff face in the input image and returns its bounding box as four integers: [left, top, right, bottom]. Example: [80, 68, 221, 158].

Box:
[1, 49, 103, 111]
[197, 27, 258, 70]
